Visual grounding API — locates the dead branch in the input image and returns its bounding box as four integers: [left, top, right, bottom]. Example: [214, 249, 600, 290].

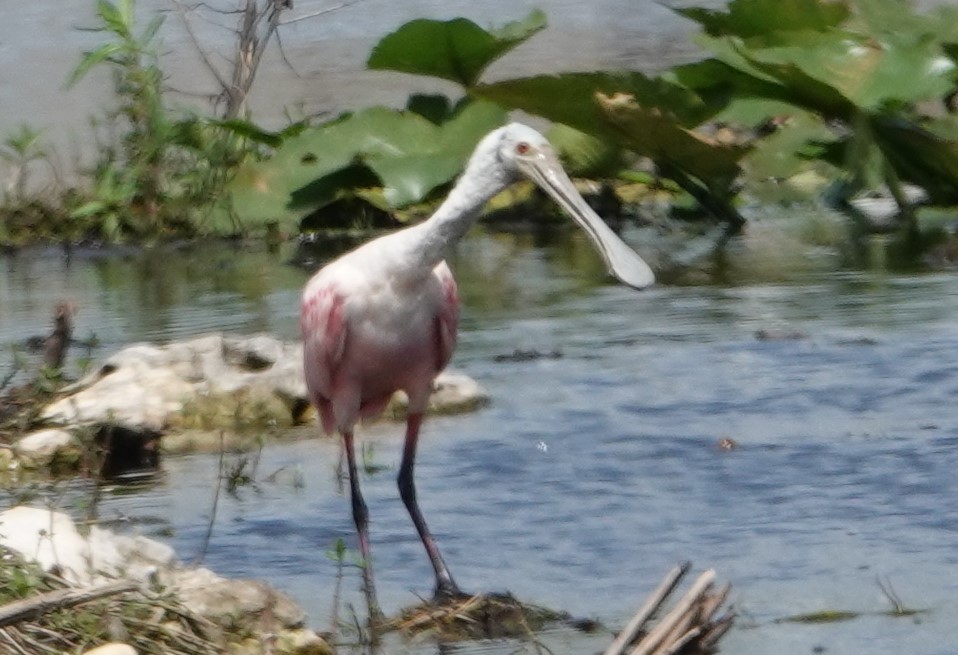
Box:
[606, 564, 734, 655]
[279, 1, 360, 25]
[171, 0, 231, 91]
[168, 0, 290, 118]
[0, 580, 138, 627]
[604, 562, 690, 655]
[226, 0, 282, 118]
[634, 569, 715, 655]
[169, 0, 365, 118]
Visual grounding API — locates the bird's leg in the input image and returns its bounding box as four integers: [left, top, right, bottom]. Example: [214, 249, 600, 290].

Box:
[342, 430, 383, 625]
[398, 413, 462, 602]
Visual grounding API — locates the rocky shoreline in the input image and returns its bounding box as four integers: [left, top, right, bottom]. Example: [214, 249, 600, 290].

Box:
[3, 333, 488, 478]
[0, 333, 490, 652]
[0, 505, 330, 654]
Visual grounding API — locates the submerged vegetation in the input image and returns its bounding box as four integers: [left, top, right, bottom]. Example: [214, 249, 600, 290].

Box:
[4, 0, 958, 250]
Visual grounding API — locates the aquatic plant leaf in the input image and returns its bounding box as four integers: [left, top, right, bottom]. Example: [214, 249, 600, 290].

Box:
[68, 43, 124, 87]
[685, 0, 957, 118]
[741, 111, 835, 180]
[676, 0, 850, 38]
[227, 99, 506, 230]
[594, 92, 748, 186]
[367, 9, 546, 87]
[871, 116, 958, 202]
[287, 165, 382, 211]
[739, 30, 956, 112]
[546, 124, 624, 177]
[96, 0, 132, 38]
[850, 0, 958, 43]
[140, 14, 165, 43]
[477, 72, 718, 138]
[406, 94, 453, 124]
[212, 119, 285, 148]
[779, 610, 860, 624]
[360, 99, 506, 206]
[671, 58, 768, 97]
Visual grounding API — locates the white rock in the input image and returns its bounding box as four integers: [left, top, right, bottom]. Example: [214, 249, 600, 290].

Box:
[0, 506, 93, 584]
[277, 627, 333, 655]
[0, 506, 176, 585]
[2, 506, 322, 644]
[14, 428, 76, 466]
[81, 644, 137, 655]
[172, 567, 306, 629]
[43, 357, 192, 432]
[40, 333, 487, 440]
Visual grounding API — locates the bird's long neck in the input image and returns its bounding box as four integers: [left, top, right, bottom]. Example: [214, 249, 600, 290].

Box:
[402, 142, 509, 271]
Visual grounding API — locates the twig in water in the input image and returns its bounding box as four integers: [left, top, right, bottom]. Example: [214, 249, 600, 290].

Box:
[193, 431, 226, 566]
[876, 575, 905, 614]
[630, 569, 716, 655]
[603, 562, 690, 655]
[602, 563, 734, 655]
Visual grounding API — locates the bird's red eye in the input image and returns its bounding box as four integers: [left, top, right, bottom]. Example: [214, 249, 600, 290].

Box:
[516, 142, 530, 155]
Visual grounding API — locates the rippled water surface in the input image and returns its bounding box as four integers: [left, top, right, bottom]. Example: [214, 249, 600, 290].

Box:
[2, 219, 958, 655]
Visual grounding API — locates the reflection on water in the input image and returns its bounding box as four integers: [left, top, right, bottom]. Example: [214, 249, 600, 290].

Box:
[2, 217, 958, 655]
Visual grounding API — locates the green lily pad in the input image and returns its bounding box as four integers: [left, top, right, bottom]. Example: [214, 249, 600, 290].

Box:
[850, 0, 958, 43]
[675, 0, 850, 38]
[685, 0, 956, 117]
[594, 92, 748, 187]
[739, 30, 956, 112]
[367, 10, 546, 87]
[227, 98, 506, 231]
[871, 115, 958, 202]
[546, 123, 624, 177]
[477, 71, 718, 138]
[740, 110, 835, 180]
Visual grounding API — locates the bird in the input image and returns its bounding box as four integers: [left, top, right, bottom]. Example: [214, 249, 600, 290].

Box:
[300, 122, 654, 618]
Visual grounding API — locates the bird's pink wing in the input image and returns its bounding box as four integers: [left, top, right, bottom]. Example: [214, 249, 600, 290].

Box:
[301, 284, 346, 434]
[434, 264, 460, 372]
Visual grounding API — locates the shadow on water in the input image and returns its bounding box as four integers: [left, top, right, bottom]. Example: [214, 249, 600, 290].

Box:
[3, 210, 958, 655]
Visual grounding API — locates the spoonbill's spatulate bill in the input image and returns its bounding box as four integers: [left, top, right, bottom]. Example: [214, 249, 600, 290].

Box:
[300, 123, 653, 617]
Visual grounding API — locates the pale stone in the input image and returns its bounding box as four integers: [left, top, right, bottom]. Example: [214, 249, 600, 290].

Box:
[14, 428, 76, 466]
[0, 507, 178, 585]
[276, 627, 334, 655]
[0, 445, 17, 471]
[43, 359, 192, 433]
[38, 333, 488, 455]
[3, 505, 324, 646]
[0, 506, 94, 584]
[171, 567, 306, 629]
[81, 644, 137, 655]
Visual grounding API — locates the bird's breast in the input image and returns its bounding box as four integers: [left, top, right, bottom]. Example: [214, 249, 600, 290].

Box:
[339, 275, 447, 388]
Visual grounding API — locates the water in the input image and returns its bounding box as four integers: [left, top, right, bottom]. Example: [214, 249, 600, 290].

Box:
[2, 217, 958, 655]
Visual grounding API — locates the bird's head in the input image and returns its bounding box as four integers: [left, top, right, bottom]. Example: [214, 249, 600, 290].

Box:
[490, 123, 556, 175]
[473, 123, 655, 290]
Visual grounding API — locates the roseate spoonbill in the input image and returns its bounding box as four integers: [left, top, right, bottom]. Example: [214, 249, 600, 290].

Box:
[300, 123, 653, 614]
